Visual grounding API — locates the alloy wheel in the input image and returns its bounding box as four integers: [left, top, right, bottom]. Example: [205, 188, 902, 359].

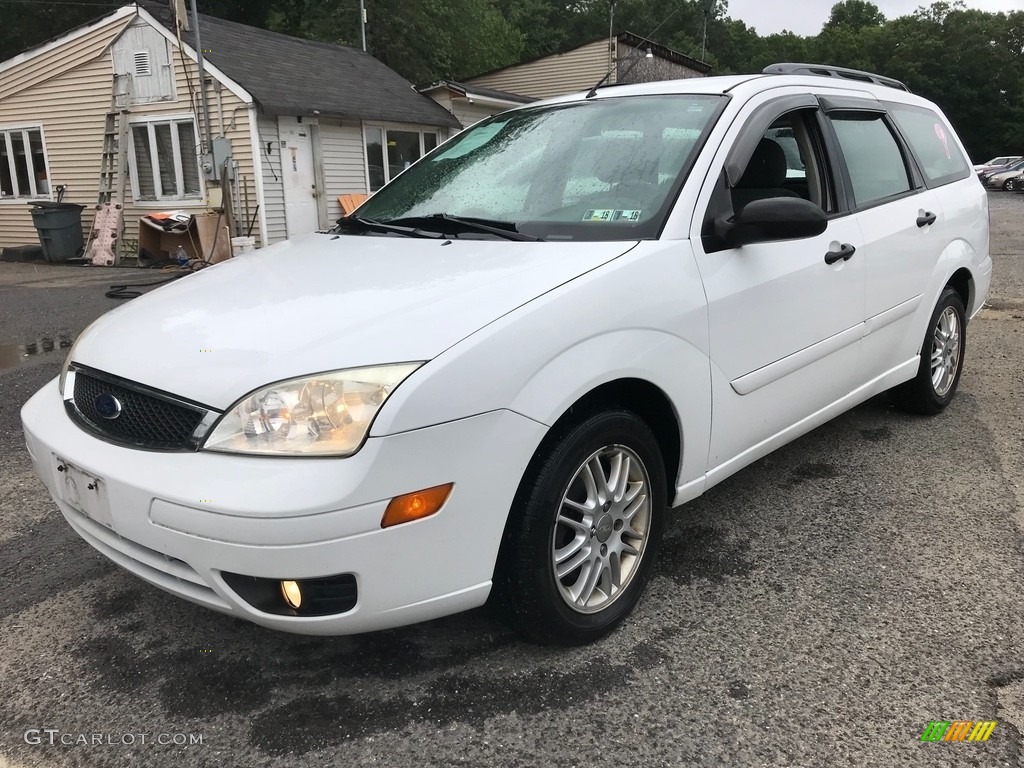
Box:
[930, 306, 961, 397]
[551, 444, 651, 614]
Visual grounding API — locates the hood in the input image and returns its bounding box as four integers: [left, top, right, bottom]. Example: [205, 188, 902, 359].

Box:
[72, 233, 635, 408]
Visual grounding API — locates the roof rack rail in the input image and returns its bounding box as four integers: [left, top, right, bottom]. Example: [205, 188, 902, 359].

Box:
[762, 63, 910, 93]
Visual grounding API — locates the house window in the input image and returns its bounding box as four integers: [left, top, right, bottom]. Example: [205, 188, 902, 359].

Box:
[364, 125, 442, 192]
[128, 117, 202, 201]
[0, 126, 51, 200]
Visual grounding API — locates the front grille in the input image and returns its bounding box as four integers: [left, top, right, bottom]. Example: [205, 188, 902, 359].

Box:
[70, 368, 210, 451]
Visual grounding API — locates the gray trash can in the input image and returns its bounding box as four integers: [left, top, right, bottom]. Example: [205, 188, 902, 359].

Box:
[28, 201, 86, 263]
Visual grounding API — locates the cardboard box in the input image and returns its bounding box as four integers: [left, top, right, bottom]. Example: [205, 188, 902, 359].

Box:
[138, 211, 232, 264]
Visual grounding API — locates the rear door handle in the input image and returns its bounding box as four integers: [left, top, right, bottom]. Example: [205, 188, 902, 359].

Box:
[824, 243, 856, 265]
[917, 211, 937, 227]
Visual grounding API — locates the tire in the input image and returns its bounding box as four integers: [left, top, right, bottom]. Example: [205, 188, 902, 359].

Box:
[890, 287, 966, 415]
[492, 407, 667, 645]
[1003, 179, 1015, 191]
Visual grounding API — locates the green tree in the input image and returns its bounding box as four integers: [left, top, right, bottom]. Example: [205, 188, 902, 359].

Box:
[497, 0, 571, 59]
[267, 0, 524, 83]
[824, 0, 886, 32]
[0, 0, 119, 62]
[369, 0, 524, 82]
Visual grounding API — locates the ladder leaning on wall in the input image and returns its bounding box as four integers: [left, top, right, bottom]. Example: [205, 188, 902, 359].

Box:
[84, 74, 131, 266]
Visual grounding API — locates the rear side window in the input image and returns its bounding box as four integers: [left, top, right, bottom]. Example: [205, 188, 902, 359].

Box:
[888, 103, 970, 187]
[829, 113, 912, 208]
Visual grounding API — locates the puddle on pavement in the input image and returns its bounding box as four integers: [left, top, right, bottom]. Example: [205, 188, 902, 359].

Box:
[0, 334, 73, 373]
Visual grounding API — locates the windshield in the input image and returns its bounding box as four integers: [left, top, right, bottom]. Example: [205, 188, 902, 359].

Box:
[354, 94, 726, 241]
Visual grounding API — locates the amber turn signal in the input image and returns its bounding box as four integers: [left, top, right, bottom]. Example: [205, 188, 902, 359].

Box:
[381, 483, 453, 528]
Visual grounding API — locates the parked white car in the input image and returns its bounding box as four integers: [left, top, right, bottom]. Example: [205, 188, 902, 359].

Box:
[973, 154, 1021, 172]
[21, 64, 991, 645]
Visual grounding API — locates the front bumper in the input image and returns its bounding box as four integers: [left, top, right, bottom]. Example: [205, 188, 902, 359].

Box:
[21, 378, 546, 635]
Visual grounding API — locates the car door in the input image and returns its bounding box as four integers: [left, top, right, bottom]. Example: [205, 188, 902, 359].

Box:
[691, 96, 866, 477]
[820, 99, 944, 379]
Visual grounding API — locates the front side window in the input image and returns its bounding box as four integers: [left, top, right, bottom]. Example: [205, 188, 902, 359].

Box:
[732, 110, 834, 214]
[887, 103, 970, 188]
[828, 113, 912, 208]
[357, 95, 725, 241]
[129, 118, 202, 201]
[0, 126, 50, 200]
[365, 126, 442, 192]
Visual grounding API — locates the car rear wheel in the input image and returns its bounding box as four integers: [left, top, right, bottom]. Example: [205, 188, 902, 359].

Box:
[492, 407, 666, 645]
[890, 287, 966, 414]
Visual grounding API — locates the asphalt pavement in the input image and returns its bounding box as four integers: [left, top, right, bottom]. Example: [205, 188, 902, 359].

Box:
[1, 196, 1022, 768]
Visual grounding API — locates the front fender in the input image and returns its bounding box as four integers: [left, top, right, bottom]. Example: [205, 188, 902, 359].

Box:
[372, 241, 712, 497]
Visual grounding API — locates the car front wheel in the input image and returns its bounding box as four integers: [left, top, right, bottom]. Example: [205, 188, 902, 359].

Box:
[492, 407, 666, 645]
[1003, 178, 1016, 191]
[891, 287, 966, 414]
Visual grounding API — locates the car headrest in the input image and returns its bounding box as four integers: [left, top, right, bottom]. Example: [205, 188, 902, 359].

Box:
[737, 138, 789, 189]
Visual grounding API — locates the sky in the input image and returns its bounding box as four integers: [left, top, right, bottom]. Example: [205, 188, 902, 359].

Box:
[726, 0, 1024, 36]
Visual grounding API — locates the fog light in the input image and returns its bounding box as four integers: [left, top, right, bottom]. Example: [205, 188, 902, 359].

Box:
[382, 483, 453, 528]
[280, 580, 302, 609]
[223, 572, 356, 616]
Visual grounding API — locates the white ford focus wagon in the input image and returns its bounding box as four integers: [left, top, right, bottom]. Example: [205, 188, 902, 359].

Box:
[21, 64, 991, 645]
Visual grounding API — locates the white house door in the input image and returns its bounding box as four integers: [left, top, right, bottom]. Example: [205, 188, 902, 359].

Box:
[279, 117, 320, 236]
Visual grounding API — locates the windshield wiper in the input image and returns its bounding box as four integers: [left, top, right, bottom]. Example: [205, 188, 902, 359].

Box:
[388, 214, 544, 242]
[334, 216, 441, 239]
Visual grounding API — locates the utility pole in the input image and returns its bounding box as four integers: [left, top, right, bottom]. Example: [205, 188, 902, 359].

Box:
[702, 0, 714, 60]
[701, 10, 708, 60]
[608, 1, 616, 76]
[360, 0, 367, 52]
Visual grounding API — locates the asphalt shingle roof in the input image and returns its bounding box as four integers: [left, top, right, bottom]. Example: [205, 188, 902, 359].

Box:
[139, 2, 460, 128]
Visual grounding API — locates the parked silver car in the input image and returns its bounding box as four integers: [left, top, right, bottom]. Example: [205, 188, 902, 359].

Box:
[982, 159, 1024, 189]
[973, 155, 1021, 172]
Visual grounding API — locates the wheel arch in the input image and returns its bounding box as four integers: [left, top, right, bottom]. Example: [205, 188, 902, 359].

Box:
[945, 266, 973, 317]
[547, 377, 683, 501]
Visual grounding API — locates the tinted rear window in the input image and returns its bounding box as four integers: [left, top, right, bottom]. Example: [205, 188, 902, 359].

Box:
[829, 113, 912, 207]
[888, 103, 970, 188]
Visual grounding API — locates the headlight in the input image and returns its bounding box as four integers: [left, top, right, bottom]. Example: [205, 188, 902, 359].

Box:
[202, 363, 422, 456]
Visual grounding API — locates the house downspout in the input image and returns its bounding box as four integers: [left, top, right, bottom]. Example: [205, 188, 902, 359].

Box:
[247, 105, 269, 246]
[310, 120, 328, 229]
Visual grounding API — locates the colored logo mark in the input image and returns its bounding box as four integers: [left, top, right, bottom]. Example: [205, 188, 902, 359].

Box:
[920, 720, 996, 742]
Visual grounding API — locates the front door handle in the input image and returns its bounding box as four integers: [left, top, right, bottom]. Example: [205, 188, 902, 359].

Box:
[917, 211, 937, 227]
[824, 243, 856, 265]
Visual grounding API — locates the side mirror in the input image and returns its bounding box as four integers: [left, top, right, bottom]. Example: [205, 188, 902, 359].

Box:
[715, 197, 827, 248]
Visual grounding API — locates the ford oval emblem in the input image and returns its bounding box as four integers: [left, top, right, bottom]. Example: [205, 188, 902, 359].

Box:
[94, 393, 123, 420]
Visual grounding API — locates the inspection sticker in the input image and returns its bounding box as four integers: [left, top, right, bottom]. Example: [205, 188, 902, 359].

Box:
[583, 209, 642, 222]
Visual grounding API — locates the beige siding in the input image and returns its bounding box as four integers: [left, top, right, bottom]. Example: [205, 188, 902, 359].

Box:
[127, 41, 256, 249]
[0, 10, 258, 255]
[319, 119, 368, 223]
[467, 39, 611, 99]
[451, 100, 503, 130]
[0, 15, 131, 248]
[0, 14, 132, 103]
[256, 112, 287, 244]
[424, 90, 513, 131]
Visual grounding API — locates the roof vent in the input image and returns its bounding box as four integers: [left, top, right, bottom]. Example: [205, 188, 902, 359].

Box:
[133, 51, 152, 78]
